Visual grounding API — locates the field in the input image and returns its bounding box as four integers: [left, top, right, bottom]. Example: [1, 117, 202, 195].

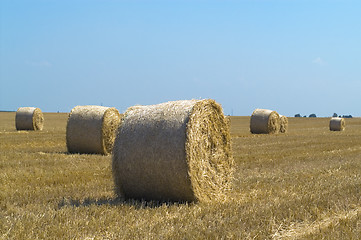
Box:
[1, 112, 361, 239]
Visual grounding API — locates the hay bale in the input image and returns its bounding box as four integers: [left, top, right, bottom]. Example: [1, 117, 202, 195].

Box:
[250, 109, 280, 134]
[329, 117, 345, 131]
[15, 107, 44, 131]
[112, 99, 234, 202]
[66, 105, 121, 155]
[279, 115, 288, 133]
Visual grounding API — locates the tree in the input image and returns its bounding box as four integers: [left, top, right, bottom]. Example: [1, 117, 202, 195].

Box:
[332, 113, 338, 117]
[295, 114, 301, 117]
[309, 114, 317, 118]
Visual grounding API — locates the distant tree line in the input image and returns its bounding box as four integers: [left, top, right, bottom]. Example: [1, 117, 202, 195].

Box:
[294, 113, 316, 117]
[294, 113, 353, 118]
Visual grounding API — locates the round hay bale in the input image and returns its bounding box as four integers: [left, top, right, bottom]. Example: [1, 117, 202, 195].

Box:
[329, 117, 345, 131]
[15, 107, 44, 131]
[66, 105, 121, 155]
[112, 99, 234, 202]
[250, 109, 280, 134]
[224, 115, 231, 128]
[279, 115, 288, 133]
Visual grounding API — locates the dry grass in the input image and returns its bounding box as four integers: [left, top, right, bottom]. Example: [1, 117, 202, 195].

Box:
[1, 112, 361, 239]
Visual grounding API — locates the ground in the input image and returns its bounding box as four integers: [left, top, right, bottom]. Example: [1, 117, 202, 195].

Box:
[1, 112, 361, 239]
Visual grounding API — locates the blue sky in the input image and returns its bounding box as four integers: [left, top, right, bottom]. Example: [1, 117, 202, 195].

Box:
[1, 0, 360, 116]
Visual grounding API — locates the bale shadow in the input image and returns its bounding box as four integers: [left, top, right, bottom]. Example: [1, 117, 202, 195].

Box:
[58, 197, 188, 209]
[46, 151, 97, 155]
[37, 151, 112, 158]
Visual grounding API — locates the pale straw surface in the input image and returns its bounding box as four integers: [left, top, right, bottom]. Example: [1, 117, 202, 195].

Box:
[112, 99, 234, 202]
[279, 115, 288, 133]
[329, 117, 345, 131]
[250, 109, 280, 134]
[15, 107, 44, 131]
[66, 105, 121, 155]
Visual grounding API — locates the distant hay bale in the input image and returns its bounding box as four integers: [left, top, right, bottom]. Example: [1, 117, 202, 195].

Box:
[112, 99, 234, 202]
[15, 107, 44, 131]
[329, 117, 345, 131]
[279, 115, 288, 133]
[250, 109, 280, 134]
[66, 105, 121, 155]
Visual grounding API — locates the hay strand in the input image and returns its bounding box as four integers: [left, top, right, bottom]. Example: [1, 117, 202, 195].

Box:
[112, 99, 234, 202]
[279, 115, 288, 133]
[329, 117, 345, 131]
[66, 105, 121, 155]
[15, 107, 44, 131]
[250, 109, 280, 134]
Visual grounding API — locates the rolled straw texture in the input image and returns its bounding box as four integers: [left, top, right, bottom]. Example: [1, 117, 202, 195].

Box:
[66, 105, 121, 155]
[250, 109, 280, 134]
[329, 117, 345, 131]
[112, 99, 234, 202]
[15, 107, 44, 130]
[279, 115, 288, 133]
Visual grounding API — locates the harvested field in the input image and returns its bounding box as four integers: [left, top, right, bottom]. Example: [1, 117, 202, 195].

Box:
[1, 112, 361, 239]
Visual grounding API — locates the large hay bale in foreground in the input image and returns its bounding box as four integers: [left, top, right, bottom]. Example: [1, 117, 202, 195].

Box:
[112, 99, 234, 202]
[15, 107, 44, 131]
[250, 109, 280, 134]
[329, 117, 345, 131]
[66, 105, 121, 155]
[279, 115, 288, 133]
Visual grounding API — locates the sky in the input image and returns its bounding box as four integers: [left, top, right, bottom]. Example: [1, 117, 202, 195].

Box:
[1, 0, 360, 117]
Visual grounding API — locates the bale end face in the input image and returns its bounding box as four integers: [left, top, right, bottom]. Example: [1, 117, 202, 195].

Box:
[279, 115, 288, 133]
[186, 99, 234, 203]
[102, 108, 122, 154]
